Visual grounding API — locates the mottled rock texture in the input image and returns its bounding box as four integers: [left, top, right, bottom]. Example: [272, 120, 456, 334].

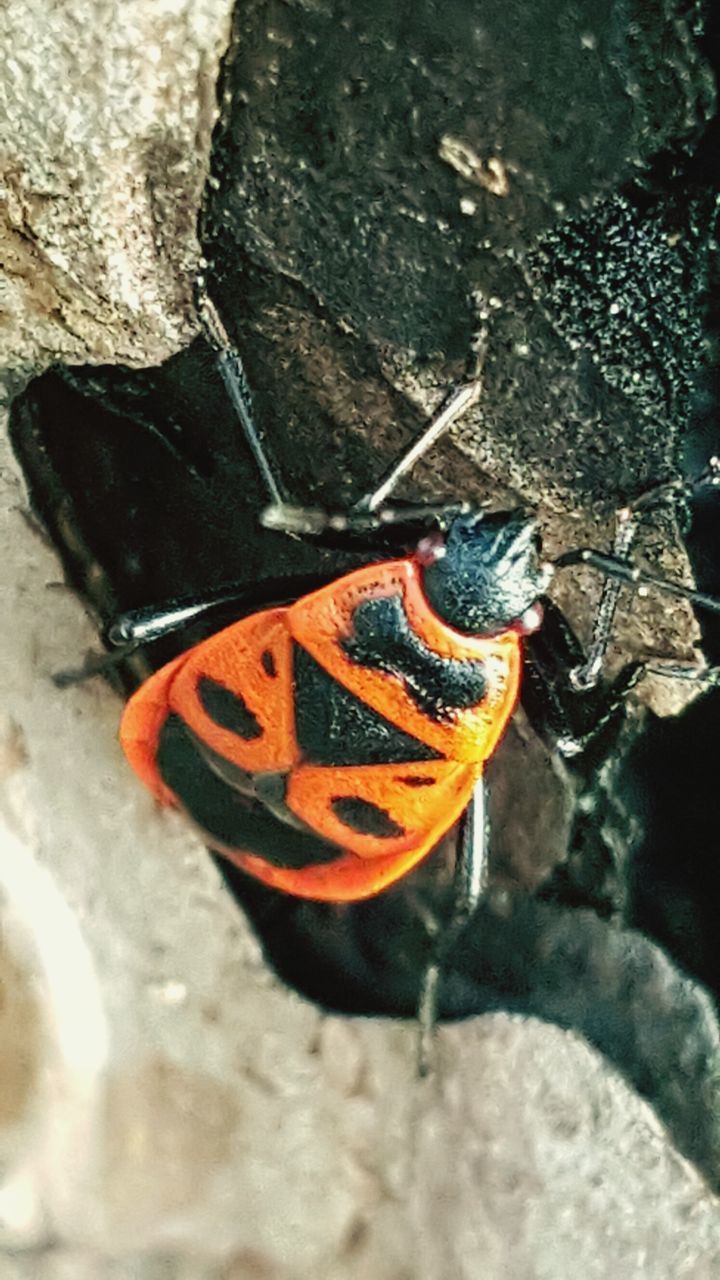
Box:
[0, 0, 232, 367]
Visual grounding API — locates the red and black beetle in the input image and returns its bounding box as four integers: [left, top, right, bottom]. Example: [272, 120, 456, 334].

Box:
[99, 292, 720, 1052]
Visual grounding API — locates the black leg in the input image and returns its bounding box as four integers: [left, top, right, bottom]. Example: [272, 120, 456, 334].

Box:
[521, 599, 644, 760]
[642, 658, 720, 684]
[522, 598, 720, 763]
[52, 572, 336, 686]
[417, 775, 488, 1076]
[198, 279, 488, 551]
[109, 572, 338, 646]
[196, 282, 287, 506]
[558, 458, 720, 692]
[557, 548, 720, 619]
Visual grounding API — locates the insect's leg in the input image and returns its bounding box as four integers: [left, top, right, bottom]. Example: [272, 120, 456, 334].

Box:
[523, 598, 720, 760]
[564, 505, 639, 693]
[524, 653, 644, 760]
[259, 291, 489, 538]
[195, 282, 287, 506]
[564, 459, 720, 692]
[642, 658, 720, 684]
[561, 656, 720, 756]
[556, 548, 720, 617]
[353, 378, 483, 516]
[111, 572, 338, 646]
[199, 304, 477, 546]
[417, 775, 488, 1076]
[52, 642, 147, 688]
[519, 597, 644, 756]
[51, 586, 251, 688]
[53, 573, 336, 687]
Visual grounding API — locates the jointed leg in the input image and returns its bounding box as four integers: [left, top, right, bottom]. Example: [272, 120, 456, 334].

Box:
[523, 607, 720, 765]
[53, 572, 336, 687]
[566, 502, 640, 692]
[198, 278, 487, 545]
[561, 460, 720, 692]
[196, 282, 287, 506]
[520, 595, 644, 757]
[417, 775, 488, 1076]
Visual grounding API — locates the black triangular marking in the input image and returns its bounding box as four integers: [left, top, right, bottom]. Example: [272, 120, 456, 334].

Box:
[293, 644, 442, 766]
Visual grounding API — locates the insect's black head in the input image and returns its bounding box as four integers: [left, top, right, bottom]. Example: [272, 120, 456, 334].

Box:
[420, 509, 552, 635]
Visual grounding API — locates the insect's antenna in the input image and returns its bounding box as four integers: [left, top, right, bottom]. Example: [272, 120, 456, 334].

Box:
[195, 280, 286, 506]
[352, 293, 490, 515]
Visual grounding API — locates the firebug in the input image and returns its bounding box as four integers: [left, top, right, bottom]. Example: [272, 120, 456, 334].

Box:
[63, 288, 720, 1058]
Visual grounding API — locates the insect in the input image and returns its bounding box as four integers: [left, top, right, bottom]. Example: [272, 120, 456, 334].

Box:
[69, 290, 720, 1061]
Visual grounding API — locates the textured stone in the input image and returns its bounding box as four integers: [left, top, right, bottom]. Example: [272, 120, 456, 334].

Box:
[0, 0, 233, 368]
[202, 0, 717, 717]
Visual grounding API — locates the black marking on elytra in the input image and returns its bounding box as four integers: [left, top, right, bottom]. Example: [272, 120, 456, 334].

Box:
[261, 649, 277, 677]
[399, 775, 437, 787]
[190, 736, 314, 835]
[331, 796, 405, 838]
[192, 738, 256, 795]
[156, 715, 341, 869]
[198, 675, 263, 740]
[342, 594, 487, 722]
[294, 644, 441, 766]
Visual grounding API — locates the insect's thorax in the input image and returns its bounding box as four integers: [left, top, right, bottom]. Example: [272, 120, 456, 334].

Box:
[288, 557, 522, 764]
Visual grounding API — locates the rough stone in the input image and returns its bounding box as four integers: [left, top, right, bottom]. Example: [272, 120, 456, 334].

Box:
[0, 0, 233, 369]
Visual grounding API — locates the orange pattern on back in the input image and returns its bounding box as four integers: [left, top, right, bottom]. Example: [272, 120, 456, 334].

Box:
[288, 558, 521, 762]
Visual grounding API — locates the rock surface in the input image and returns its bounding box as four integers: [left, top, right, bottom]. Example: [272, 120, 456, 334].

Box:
[0, 0, 232, 368]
